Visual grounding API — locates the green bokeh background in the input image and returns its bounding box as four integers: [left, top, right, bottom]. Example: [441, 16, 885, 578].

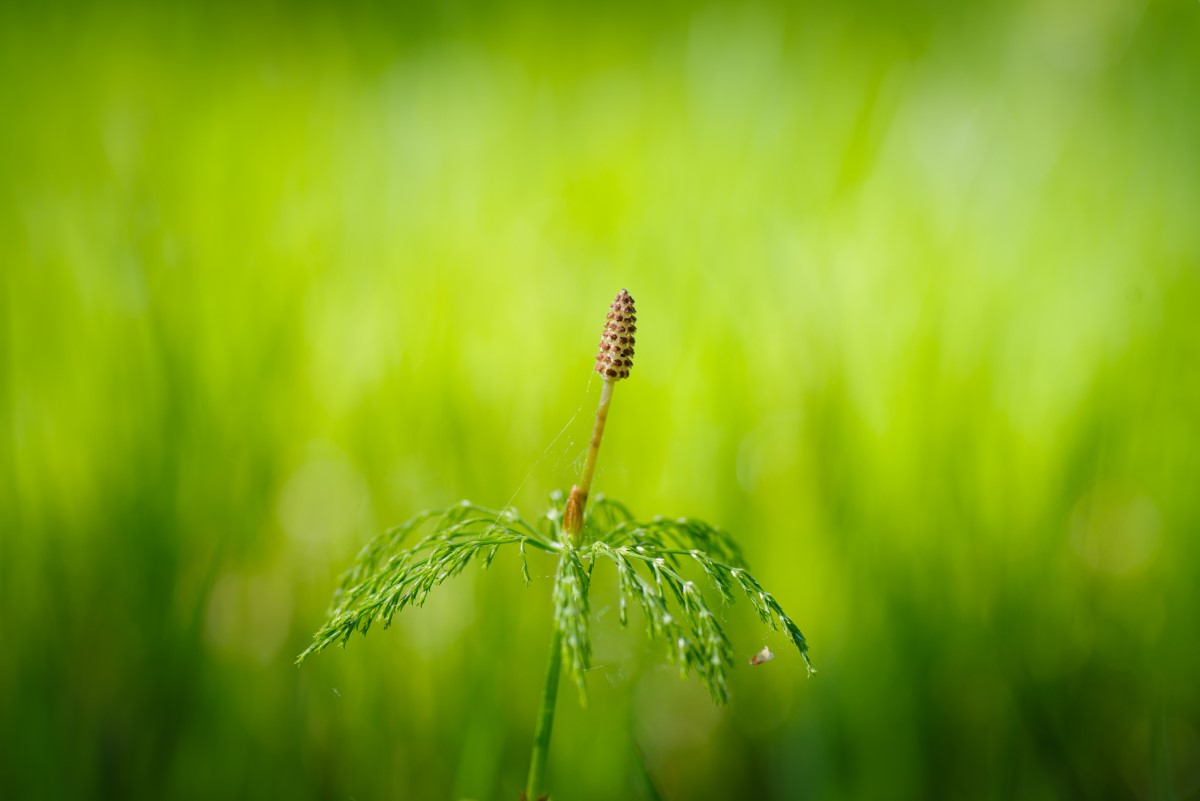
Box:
[3, 1, 1199, 799]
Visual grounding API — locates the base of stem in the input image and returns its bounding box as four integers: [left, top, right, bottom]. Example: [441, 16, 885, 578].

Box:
[524, 628, 563, 800]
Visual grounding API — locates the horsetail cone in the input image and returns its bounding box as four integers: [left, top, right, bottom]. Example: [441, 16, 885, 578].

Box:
[594, 289, 636, 380]
[564, 290, 636, 543]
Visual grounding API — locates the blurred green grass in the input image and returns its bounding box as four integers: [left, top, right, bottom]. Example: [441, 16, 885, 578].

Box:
[2, 1, 1199, 798]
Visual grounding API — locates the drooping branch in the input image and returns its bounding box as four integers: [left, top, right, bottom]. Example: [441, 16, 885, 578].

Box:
[296, 503, 555, 664]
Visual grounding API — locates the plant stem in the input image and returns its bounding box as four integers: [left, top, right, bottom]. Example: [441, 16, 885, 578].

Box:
[579, 378, 614, 498]
[525, 627, 563, 800]
[562, 378, 615, 543]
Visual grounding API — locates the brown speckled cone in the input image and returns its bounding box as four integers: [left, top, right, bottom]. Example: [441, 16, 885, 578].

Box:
[594, 289, 636, 380]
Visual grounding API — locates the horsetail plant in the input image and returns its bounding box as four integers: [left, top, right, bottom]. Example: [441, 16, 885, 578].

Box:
[297, 289, 813, 800]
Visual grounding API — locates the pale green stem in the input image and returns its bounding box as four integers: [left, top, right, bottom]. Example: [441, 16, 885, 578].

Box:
[563, 379, 615, 543]
[578, 378, 615, 499]
[525, 628, 563, 800]
[529, 377, 617, 795]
